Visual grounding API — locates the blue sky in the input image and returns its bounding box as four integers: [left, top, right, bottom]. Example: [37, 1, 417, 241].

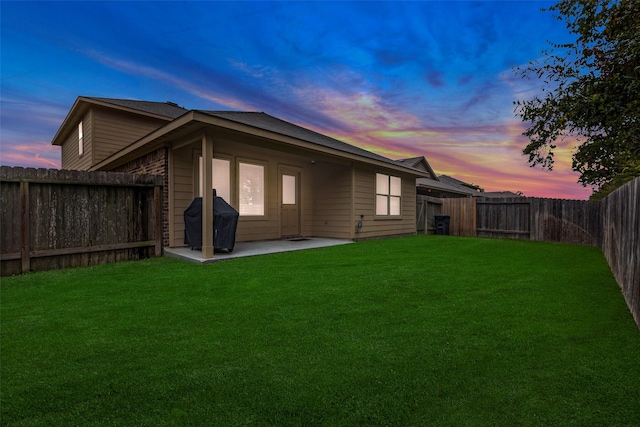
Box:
[1, 1, 592, 199]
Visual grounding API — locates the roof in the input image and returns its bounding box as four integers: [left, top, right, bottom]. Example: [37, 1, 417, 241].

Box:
[395, 156, 438, 179]
[88, 97, 188, 119]
[200, 111, 421, 172]
[478, 191, 523, 198]
[438, 175, 483, 192]
[421, 175, 524, 198]
[61, 97, 429, 177]
[416, 177, 477, 196]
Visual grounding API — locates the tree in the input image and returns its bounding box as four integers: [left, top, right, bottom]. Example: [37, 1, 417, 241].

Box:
[514, 0, 639, 199]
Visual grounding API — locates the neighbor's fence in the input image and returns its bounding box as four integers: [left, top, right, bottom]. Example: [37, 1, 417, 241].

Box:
[0, 167, 163, 276]
[442, 196, 602, 246]
[442, 198, 477, 237]
[440, 177, 640, 328]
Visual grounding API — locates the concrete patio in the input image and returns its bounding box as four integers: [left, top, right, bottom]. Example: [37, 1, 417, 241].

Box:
[164, 237, 353, 264]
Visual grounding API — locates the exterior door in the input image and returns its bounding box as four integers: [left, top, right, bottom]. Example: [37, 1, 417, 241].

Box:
[280, 168, 301, 238]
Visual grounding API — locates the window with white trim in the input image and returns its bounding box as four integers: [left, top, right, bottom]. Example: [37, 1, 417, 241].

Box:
[376, 173, 401, 216]
[238, 162, 264, 216]
[198, 157, 231, 202]
[78, 122, 84, 156]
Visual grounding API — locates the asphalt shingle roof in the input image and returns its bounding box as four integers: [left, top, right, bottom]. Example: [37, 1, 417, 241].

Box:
[200, 111, 418, 171]
[75, 97, 426, 174]
[88, 97, 188, 119]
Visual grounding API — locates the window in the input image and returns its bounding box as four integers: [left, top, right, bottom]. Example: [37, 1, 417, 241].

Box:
[198, 157, 231, 201]
[238, 162, 264, 216]
[282, 174, 296, 205]
[78, 122, 84, 156]
[376, 173, 401, 216]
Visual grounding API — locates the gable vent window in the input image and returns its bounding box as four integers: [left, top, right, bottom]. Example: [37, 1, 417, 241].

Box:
[376, 173, 401, 216]
[78, 122, 84, 156]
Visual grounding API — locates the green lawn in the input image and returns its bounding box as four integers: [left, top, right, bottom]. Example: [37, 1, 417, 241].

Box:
[2, 235, 639, 426]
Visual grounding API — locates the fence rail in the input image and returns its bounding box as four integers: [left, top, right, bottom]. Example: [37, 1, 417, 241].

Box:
[0, 167, 163, 276]
[439, 177, 640, 329]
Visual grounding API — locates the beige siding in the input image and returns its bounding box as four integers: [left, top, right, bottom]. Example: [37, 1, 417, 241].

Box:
[170, 137, 318, 246]
[169, 132, 417, 246]
[311, 162, 353, 238]
[171, 145, 196, 246]
[61, 110, 92, 170]
[92, 107, 168, 165]
[352, 165, 416, 240]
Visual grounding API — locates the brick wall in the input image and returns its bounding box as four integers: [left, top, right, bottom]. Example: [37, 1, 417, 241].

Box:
[113, 148, 170, 249]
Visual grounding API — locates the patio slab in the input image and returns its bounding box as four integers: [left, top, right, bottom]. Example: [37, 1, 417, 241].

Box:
[164, 237, 353, 264]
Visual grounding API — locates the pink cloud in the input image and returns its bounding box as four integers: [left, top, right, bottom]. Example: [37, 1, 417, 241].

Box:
[296, 86, 592, 200]
[1, 141, 61, 169]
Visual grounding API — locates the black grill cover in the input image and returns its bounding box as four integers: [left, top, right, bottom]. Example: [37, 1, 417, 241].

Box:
[184, 192, 239, 252]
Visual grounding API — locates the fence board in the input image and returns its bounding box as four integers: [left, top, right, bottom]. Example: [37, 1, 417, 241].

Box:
[530, 198, 601, 246]
[1, 167, 162, 276]
[441, 198, 476, 236]
[476, 197, 530, 239]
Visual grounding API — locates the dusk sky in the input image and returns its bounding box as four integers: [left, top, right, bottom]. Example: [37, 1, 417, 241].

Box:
[1, 1, 593, 199]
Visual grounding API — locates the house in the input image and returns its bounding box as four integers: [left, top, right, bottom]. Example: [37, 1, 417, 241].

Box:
[432, 175, 523, 198]
[51, 97, 430, 258]
[396, 158, 477, 198]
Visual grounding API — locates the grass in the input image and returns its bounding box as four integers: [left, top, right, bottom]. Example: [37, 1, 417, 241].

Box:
[1, 235, 639, 426]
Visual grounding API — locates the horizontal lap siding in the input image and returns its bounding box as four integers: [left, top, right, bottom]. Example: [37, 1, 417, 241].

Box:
[353, 165, 416, 240]
[170, 136, 418, 246]
[171, 146, 194, 246]
[312, 163, 352, 238]
[92, 107, 168, 165]
[61, 110, 92, 170]
[171, 138, 318, 246]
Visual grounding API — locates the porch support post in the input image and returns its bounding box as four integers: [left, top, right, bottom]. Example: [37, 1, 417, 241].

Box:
[201, 129, 214, 259]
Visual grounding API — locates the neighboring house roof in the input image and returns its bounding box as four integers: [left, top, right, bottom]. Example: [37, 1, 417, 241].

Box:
[395, 156, 438, 180]
[478, 191, 523, 198]
[438, 175, 483, 192]
[427, 175, 524, 198]
[416, 177, 477, 197]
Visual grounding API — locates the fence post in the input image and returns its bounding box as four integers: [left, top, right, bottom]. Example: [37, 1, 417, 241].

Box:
[20, 180, 30, 273]
[154, 185, 162, 256]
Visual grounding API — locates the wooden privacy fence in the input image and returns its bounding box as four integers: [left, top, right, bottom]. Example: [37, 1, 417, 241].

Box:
[0, 167, 163, 276]
[442, 198, 476, 237]
[439, 178, 640, 329]
[442, 196, 602, 246]
[601, 178, 640, 329]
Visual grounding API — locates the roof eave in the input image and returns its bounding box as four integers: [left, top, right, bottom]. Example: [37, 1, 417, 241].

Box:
[92, 111, 430, 177]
